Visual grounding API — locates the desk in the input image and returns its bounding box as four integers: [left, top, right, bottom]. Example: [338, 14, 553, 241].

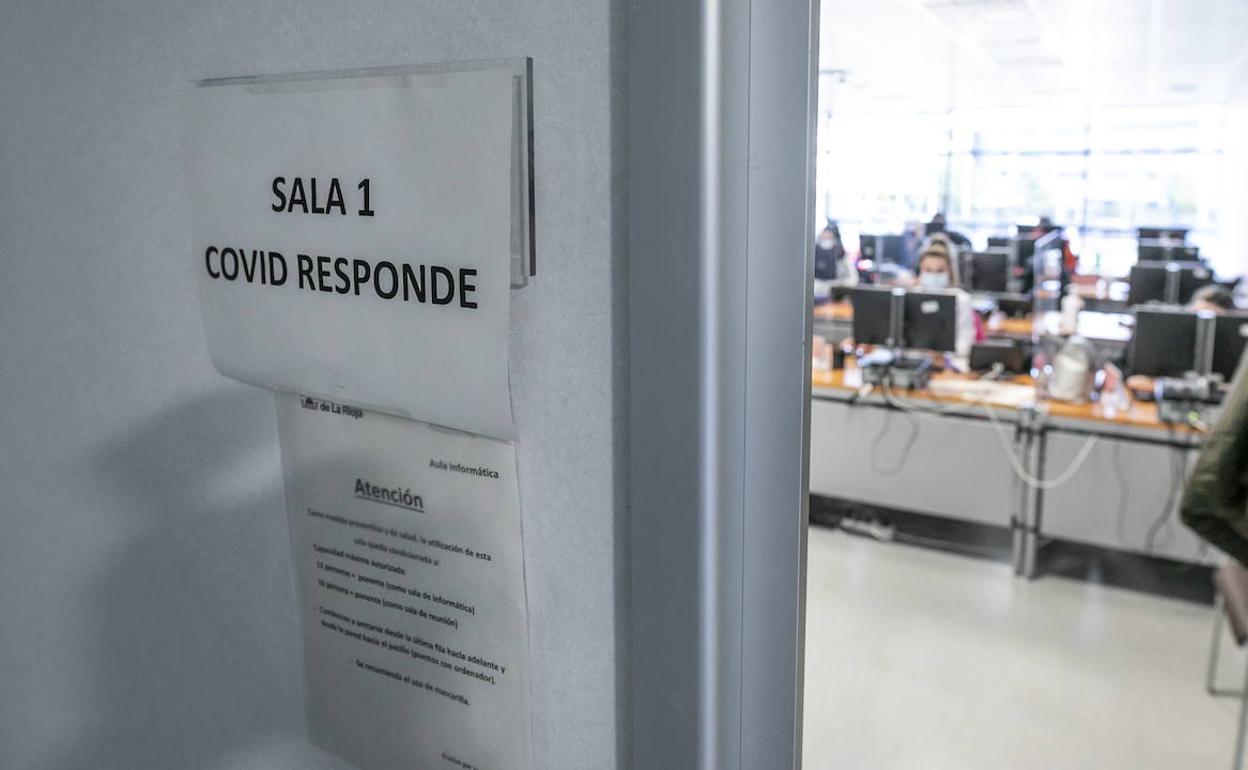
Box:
[1072, 278, 1131, 313]
[813, 301, 853, 322]
[810, 364, 1207, 576]
[812, 367, 1172, 430]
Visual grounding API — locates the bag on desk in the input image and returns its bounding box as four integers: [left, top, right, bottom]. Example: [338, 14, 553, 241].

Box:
[1181, 355, 1248, 565]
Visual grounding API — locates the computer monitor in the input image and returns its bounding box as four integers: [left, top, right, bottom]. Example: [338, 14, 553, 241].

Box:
[1128, 264, 1168, 306]
[879, 234, 905, 264]
[996, 293, 1032, 317]
[969, 251, 1009, 293]
[858, 234, 878, 263]
[1139, 244, 1199, 263]
[1138, 227, 1188, 243]
[851, 286, 898, 347]
[1128, 261, 1213, 306]
[902, 291, 957, 353]
[1212, 312, 1248, 381]
[859, 234, 906, 266]
[1177, 263, 1215, 304]
[1129, 308, 1199, 377]
[956, 250, 973, 289]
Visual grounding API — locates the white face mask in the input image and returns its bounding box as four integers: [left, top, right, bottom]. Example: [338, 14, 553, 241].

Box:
[919, 271, 950, 290]
[818, 237, 835, 249]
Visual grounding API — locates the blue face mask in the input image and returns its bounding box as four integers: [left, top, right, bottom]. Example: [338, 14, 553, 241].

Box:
[919, 271, 950, 290]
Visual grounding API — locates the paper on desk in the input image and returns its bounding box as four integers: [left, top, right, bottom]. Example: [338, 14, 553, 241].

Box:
[184, 66, 519, 439]
[927, 379, 1036, 407]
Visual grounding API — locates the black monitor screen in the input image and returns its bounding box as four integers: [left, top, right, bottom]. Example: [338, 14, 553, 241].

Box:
[859, 234, 906, 267]
[1129, 261, 1214, 306]
[879, 235, 905, 265]
[1138, 227, 1188, 242]
[970, 252, 1009, 293]
[1178, 263, 1215, 305]
[858, 234, 878, 262]
[851, 287, 896, 347]
[1128, 264, 1168, 306]
[903, 291, 957, 353]
[1139, 244, 1199, 263]
[1129, 309, 1198, 377]
[1213, 313, 1248, 381]
[957, 251, 973, 289]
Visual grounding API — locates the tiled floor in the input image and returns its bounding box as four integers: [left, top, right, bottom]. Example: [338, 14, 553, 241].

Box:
[802, 525, 1244, 769]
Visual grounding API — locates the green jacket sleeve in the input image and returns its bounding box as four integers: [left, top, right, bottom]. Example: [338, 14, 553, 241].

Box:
[1181, 354, 1248, 565]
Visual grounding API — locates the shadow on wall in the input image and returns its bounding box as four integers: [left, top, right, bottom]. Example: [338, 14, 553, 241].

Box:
[43, 388, 338, 770]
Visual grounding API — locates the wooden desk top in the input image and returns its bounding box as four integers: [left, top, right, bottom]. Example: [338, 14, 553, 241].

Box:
[990, 315, 1032, 336]
[813, 300, 852, 321]
[811, 365, 1191, 435]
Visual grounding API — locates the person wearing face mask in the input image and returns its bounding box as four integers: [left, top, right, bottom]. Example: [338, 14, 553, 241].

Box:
[913, 235, 981, 362]
[814, 220, 844, 281]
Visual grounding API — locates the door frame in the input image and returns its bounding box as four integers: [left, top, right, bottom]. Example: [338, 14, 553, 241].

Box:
[628, 1, 819, 767]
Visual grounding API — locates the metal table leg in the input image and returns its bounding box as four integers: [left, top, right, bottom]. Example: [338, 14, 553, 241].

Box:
[1010, 418, 1030, 576]
[1023, 427, 1047, 580]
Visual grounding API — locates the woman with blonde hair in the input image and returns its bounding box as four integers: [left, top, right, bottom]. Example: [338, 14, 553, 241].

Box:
[915, 233, 960, 289]
[911, 233, 981, 361]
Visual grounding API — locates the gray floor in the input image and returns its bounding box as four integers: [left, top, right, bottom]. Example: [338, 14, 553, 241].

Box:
[802, 525, 1245, 770]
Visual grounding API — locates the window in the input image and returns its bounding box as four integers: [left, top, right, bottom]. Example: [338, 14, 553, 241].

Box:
[817, 92, 1228, 277]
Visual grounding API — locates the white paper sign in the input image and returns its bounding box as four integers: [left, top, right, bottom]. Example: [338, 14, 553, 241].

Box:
[183, 64, 530, 438]
[183, 63, 535, 770]
[276, 392, 530, 770]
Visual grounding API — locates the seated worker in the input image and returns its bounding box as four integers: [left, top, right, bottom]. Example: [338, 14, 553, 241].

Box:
[1190, 284, 1236, 314]
[912, 234, 984, 362]
[814, 220, 845, 282]
[924, 212, 971, 251]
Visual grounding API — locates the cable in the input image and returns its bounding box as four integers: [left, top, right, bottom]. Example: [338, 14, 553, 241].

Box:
[883, 376, 1098, 486]
[876, 371, 1098, 490]
[982, 403, 1100, 490]
[1145, 428, 1186, 552]
[881, 380, 1097, 490]
[868, 407, 920, 476]
[1110, 440, 1129, 543]
[1142, 450, 1176, 552]
[881, 383, 979, 416]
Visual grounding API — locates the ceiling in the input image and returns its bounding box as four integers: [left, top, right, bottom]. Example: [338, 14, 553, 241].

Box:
[819, 0, 1248, 115]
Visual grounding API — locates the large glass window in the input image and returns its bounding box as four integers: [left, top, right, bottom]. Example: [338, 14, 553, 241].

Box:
[817, 93, 1228, 277]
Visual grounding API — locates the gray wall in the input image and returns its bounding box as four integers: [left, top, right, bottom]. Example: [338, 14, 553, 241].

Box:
[0, 2, 626, 769]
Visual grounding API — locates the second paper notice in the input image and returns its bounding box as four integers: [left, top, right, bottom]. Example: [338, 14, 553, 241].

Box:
[276, 392, 530, 770]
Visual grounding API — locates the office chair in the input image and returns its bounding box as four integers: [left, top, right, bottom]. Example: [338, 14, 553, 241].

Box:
[1207, 563, 1248, 769]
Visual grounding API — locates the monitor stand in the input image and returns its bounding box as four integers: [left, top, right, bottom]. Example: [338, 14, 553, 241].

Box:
[859, 348, 933, 390]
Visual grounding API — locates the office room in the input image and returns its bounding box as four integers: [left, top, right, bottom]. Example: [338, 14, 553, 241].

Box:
[804, 0, 1248, 768]
[11, 0, 1248, 767]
